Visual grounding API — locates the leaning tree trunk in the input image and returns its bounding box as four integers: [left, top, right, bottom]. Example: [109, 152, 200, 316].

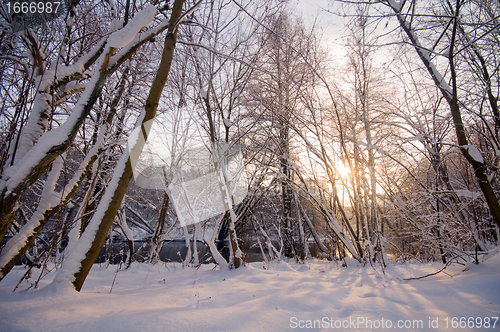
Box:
[201, 84, 244, 268]
[390, 1, 500, 230]
[0, 66, 131, 281]
[0, 3, 175, 242]
[51, 0, 186, 291]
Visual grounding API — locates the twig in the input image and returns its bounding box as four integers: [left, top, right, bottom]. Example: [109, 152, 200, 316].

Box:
[403, 261, 452, 280]
[110, 263, 122, 293]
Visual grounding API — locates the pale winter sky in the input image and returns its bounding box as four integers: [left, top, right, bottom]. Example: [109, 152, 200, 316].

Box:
[294, 0, 348, 62]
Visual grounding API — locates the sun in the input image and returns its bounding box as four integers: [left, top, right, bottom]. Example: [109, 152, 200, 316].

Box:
[337, 163, 350, 178]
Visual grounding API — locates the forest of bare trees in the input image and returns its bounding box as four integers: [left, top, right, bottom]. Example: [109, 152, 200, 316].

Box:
[0, 0, 498, 292]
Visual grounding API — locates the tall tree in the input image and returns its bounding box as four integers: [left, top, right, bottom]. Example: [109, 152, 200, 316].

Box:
[51, 0, 188, 291]
[384, 0, 500, 229]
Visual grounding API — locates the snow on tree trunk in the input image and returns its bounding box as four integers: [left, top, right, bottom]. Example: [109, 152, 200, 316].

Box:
[182, 226, 192, 267]
[0, 126, 105, 280]
[204, 215, 228, 268]
[214, 143, 244, 269]
[0, 42, 116, 241]
[193, 222, 201, 267]
[49, 0, 187, 292]
[0, 1, 177, 243]
[294, 169, 361, 260]
[389, 1, 500, 230]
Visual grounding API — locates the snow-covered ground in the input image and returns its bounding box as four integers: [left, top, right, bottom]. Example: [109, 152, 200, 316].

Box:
[1, 251, 499, 332]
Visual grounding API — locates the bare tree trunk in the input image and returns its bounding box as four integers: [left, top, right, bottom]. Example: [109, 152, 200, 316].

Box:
[182, 226, 192, 267]
[149, 191, 169, 264]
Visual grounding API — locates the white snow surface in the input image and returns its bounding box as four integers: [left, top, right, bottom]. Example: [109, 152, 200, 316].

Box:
[1, 250, 499, 331]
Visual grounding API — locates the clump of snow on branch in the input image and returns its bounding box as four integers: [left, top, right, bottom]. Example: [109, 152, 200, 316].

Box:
[107, 4, 158, 49]
[200, 87, 208, 99]
[454, 190, 481, 200]
[388, 0, 403, 12]
[463, 145, 484, 164]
